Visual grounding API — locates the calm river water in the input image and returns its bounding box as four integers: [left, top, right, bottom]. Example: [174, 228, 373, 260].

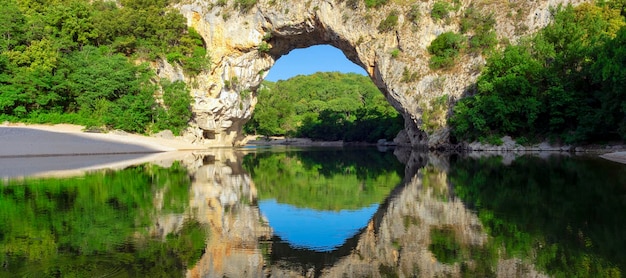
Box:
[1, 147, 625, 277]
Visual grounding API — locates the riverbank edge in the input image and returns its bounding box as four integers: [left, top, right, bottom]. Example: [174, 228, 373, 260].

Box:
[0, 123, 207, 153]
[3, 125, 625, 165]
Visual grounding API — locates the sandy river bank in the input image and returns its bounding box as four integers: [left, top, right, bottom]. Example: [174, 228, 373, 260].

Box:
[0, 123, 206, 178]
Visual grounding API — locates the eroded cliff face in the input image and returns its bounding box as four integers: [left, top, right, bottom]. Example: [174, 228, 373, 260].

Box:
[165, 0, 586, 148]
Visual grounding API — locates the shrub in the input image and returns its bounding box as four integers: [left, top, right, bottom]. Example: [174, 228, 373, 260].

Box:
[401, 67, 419, 83]
[235, 0, 257, 12]
[407, 4, 421, 25]
[469, 30, 498, 54]
[156, 80, 193, 135]
[378, 10, 399, 32]
[431, 1, 452, 21]
[365, 0, 388, 9]
[390, 48, 400, 58]
[427, 31, 465, 69]
[258, 41, 271, 53]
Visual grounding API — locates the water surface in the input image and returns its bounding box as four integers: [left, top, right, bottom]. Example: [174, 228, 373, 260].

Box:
[1, 148, 624, 277]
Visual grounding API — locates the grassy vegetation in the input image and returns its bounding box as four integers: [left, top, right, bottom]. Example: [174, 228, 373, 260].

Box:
[235, 0, 257, 12]
[365, 0, 389, 9]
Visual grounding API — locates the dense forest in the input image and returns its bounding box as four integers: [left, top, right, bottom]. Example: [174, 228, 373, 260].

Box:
[0, 0, 205, 135]
[450, 2, 626, 145]
[244, 72, 404, 142]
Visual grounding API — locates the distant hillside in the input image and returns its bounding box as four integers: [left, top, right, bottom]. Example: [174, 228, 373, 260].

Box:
[244, 72, 403, 142]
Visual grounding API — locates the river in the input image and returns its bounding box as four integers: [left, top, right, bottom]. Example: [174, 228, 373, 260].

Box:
[1, 147, 625, 277]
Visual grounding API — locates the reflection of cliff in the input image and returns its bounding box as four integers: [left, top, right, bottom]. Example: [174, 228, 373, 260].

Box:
[181, 150, 272, 278]
[320, 152, 546, 277]
[181, 150, 548, 277]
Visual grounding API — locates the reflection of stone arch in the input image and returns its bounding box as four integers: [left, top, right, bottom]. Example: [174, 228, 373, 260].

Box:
[266, 168, 410, 278]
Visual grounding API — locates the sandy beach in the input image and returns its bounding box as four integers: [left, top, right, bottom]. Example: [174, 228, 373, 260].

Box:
[600, 151, 626, 165]
[0, 123, 206, 178]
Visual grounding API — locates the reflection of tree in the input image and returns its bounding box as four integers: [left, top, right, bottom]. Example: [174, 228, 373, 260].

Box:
[0, 162, 208, 277]
[242, 149, 404, 211]
[450, 155, 626, 277]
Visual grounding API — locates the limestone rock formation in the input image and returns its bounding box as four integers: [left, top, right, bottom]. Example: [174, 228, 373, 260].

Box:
[165, 0, 587, 148]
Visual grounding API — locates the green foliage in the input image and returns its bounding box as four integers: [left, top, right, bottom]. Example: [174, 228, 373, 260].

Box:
[428, 31, 465, 69]
[0, 0, 27, 52]
[430, 227, 463, 264]
[364, 0, 388, 9]
[431, 1, 453, 21]
[390, 48, 400, 58]
[235, 0, 257, 12]
[169, 28, 210, 75]
[258, 41, 271, 53]
[407, 4, 421, 25]
[242, 149, 403, 211]
[0, 162, 208, 276]
[244, 72, 403, 142]
[156, 80, 193, 135]
[401, 66, 419, 83]
[450, 155, 626, 276]
[450, 3, 626, 144]
[420, 94, 448, 134]
[460, 7, 498, 55]
[378, 10, 399, 33]
[0, 0, 207, 134]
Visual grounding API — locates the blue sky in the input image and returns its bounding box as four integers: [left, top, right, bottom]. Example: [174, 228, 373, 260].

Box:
[264, 45, 368, 82]
[258, 199, 378, 251]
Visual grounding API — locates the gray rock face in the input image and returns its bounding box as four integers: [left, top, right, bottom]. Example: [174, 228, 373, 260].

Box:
[165, 0, 587, 147]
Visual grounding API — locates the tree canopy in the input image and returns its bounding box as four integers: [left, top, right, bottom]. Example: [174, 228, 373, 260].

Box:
[0, 0, 206, 134]
[450, 3, 626, 144]
[244, 72, 403, 142]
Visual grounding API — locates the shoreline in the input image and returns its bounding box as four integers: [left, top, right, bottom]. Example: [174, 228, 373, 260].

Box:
[0, 123, 207, 178]
[0, 123, 206, 156]
[1, 124, 624, 177]
[599, 152, 626, 165]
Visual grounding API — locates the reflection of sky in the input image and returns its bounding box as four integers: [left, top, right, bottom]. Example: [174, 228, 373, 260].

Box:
[258, 199, 379, 251]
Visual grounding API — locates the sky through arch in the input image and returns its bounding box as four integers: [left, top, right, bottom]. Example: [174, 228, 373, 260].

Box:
[265, 45, 368, 82]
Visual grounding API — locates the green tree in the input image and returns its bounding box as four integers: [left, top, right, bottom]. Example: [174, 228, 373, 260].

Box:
[43, 0, 97, 51]
[428, 31, 465, 69]
[156, 80, 193, 135]
[0, 0, 26, 52]
[245, 72, 402, 142]
[450, 3, 626, 144]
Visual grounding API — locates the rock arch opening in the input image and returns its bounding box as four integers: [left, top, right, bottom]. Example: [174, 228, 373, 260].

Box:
[243, 44, 404, 142]
[178, 1, 439, 148]
[264, 45, 367, 82]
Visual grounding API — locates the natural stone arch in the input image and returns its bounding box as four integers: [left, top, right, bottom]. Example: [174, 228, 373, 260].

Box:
[169, 0, 582, 148]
